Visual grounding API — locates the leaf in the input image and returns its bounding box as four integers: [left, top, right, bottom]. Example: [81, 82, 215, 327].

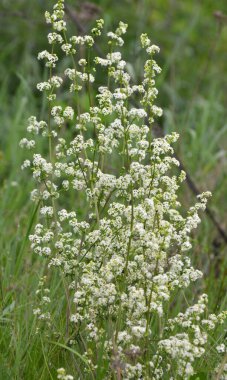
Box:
[48, 340, 95, 379]
[190, 372, 207, 380]
[2, 301, 15, 316]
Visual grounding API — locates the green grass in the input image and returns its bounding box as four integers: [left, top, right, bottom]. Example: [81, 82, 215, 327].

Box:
[0, 0, 226, 378]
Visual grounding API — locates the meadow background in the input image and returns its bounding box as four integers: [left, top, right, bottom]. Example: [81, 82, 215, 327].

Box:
[0, 0, 226, 378]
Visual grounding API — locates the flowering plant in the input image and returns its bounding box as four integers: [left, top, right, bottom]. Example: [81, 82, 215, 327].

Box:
[21, 1, 226, 378]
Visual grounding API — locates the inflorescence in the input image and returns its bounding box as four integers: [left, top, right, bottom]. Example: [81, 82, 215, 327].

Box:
[20, 1, 226, 378]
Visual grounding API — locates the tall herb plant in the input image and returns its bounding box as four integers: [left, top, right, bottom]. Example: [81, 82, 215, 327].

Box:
[20, 1, 226, 378]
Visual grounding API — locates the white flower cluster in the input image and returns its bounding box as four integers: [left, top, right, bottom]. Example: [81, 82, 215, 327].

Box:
[57, 368, 74, 380]
[37, 50, 58, 68]
[159, 294, 226, 378]
[45, 0, 66, 32]
[37, 76, 63, 92]
[21, 1, 226, 378]
[33, 277, 51, 325]
[91, 19, 104, 37]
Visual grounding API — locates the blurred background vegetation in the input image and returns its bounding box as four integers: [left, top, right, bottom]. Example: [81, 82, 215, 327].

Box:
[0, 0, 226, 378]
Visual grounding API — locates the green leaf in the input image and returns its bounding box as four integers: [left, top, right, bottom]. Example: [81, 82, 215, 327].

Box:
[190, 372, 207, 380]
